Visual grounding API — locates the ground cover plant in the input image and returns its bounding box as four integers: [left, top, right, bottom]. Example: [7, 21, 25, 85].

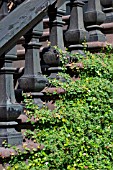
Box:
[6, 45, 113, 170]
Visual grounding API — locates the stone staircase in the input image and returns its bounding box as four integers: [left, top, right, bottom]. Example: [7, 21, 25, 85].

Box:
[0, 0, 113, 161]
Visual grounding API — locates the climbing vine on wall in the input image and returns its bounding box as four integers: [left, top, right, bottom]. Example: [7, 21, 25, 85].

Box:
[6, 45, 113, 170]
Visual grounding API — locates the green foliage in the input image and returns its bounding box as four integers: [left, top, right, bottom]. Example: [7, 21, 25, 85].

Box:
[6, 47, 113, 170]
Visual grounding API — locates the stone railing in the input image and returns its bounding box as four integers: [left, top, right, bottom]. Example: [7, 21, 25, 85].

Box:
[0, 0, 60, 147]
[0, 0, 113, 148]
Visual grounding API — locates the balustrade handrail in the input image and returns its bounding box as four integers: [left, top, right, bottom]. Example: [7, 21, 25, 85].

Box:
[0, 0, 64, 57]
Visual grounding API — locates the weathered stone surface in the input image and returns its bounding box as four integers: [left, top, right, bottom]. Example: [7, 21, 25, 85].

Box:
[65, 0, 88, 54]
[42, 2, 66, 80]
[0, 0, 23, 147]
[84, 0, 106, 43]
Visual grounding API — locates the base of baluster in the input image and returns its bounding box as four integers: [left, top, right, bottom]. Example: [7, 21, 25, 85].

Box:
[19, 74, 48, 93]
[68, 45, 86, 56]
[87, 25, 106, 42]
[48, 67, 65, 81]
[30, 92, 44, 109]
[0, 121, 23, 147]
[103, 7, 113, 23]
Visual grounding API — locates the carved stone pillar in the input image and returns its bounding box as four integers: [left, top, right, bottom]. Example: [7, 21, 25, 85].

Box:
[64, 0, 88, 54]
[0, 0, 23, 146]
[49, 3, 65, 49]
[42, 2, 66, 80]
[100, 0, 113, 23]
[84, 0, 106, 42]
[19, 22, 48, 107]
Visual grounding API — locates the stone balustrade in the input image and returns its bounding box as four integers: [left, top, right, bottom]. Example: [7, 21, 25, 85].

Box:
[0, 0, 113, 148]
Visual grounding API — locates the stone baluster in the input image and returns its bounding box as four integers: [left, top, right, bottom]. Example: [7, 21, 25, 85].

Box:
[19, 21, 48, 108]
[49, 2, 65, 49]
[64, 0, 88, 54]
[84, 0, 106, 46]
[100, 0, 113, 23]
[0, 0, 23, 146]
[42, 2, 66, 80]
